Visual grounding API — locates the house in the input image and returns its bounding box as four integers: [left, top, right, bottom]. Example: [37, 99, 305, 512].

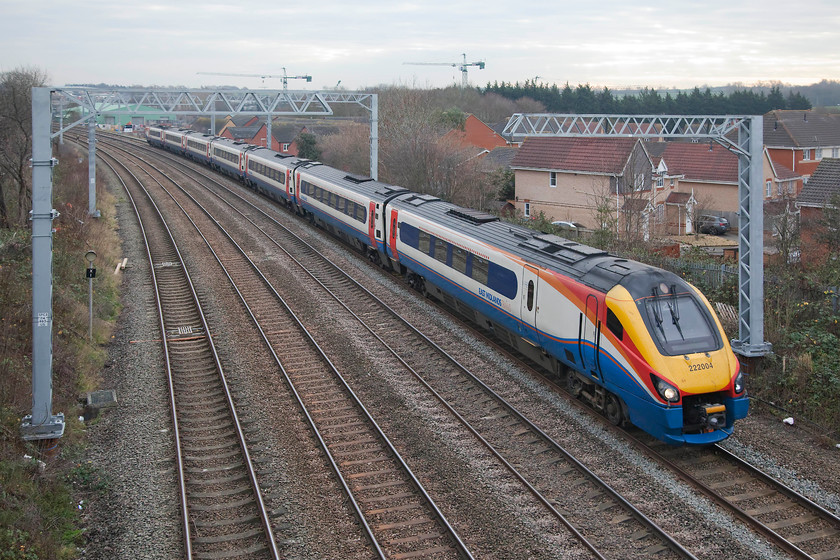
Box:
[217, 115, 260, 136]
[218, 121, 302, 155]
[646, 142, 802, 235]
[444, 114, 509, 151]
[764, 110, 840, 180]
[510, 137, 651, 229]
[796, 158, 840, 265]
[479, 146, 519, 173]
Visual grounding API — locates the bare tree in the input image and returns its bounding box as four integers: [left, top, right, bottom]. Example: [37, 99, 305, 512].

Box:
[0, 67, 49, 228]
[588, 179, 619, 249]
[319, 122, 371, 176]
[769, 198, 801, 264]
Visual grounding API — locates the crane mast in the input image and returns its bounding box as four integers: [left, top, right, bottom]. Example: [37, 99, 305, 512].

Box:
[403, 53, 485, 87]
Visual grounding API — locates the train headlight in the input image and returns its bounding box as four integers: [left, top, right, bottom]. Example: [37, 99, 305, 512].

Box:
[733, 371, 746, 395]
[651, 374, 680, 403]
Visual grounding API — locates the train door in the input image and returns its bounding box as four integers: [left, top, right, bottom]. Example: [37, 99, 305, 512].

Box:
[579, 294, 601, 380]
[239, 153, 246, 176]
[520, 265, 541, 343]
[368, 202, 378, 248]
[388, 209, 399, 261]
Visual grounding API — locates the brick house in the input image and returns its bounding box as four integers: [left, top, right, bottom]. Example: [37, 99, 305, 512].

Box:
[219, 122, 302, 155]
[646, 142, 802, 235]
[796, 158, 840, 266]
[510, 137, 652, 229]
[764, 110, 840, 181]
[444, 114, 510, 151]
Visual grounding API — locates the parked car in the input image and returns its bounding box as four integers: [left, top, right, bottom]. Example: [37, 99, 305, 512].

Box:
[551, 220, 582, 231]
[698, 215, 730, 235]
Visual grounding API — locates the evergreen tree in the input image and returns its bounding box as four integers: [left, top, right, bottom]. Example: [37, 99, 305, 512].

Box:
[296, 132, 322, 160]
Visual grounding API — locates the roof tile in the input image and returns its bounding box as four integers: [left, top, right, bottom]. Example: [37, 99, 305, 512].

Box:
[511, 137, 638, 174]
[797, 158, 840, 207]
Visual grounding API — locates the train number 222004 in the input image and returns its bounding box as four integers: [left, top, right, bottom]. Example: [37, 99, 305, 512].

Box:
[687, 362, 714, 372]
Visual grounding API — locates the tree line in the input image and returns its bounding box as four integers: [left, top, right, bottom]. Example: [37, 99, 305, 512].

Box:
[483, 81, 813, 114]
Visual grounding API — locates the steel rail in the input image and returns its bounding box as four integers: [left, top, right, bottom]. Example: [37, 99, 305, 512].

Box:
[100, 140, 473, 559]
[92, 144, 281, 560]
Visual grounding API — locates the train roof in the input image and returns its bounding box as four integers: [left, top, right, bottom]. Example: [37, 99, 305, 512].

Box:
[390, 194, 665, 294]
[299, 164, 409, 202]
[246, 147, 309, 167]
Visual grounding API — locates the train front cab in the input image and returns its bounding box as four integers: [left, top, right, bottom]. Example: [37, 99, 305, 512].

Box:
[602, 282, 749, 446]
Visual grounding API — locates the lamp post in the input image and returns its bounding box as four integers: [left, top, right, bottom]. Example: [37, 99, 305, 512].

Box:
[85, 251, 96, 340]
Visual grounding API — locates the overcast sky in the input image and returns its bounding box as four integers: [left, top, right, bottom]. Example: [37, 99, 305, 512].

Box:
[2, 0, 838, 92]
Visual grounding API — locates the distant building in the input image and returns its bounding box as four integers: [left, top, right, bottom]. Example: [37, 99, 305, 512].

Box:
[764, 110, 840, 181]
[796, 157, 840, 265]
[510, 136, 651, 229]
[443, 114, 509, 151]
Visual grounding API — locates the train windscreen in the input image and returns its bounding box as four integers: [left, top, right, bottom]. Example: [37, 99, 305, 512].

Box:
[643, 289, 722, 356]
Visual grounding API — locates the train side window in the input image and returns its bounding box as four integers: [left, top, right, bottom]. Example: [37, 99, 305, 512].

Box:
[606, 308, 624, 340]
[434, 238, 449, 265]
[418, 231, 431, 254]
[452, 247, 467, 274]
[527, 280, 535, 311]
[487, 263, 518, 299]
[472, 256, 489, 285]
[336, 197, 345, 213]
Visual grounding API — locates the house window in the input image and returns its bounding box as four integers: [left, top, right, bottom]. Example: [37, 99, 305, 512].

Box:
[524, 203, 531, 218]
[670, 178, 675, 188]
[656, 204, 664, 224]
[549, 172, 557, 188]
[816, 148, 823, 160]
[282, 143, 290, 152]
[777, 182, 783, 197]
[802, 149, 812, 160]
[656, 176, 664, 189]
[766, 180, 772, 197]
[833, 148, 839, 158]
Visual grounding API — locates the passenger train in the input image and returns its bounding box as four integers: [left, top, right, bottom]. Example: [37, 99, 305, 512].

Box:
[147, 125, 748, 446]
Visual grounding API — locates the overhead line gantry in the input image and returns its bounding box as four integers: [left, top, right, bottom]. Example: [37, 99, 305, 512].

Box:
[503, 113, 771, 361]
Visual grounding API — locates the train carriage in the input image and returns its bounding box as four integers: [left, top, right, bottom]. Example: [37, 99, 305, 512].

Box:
[184, 133, 214, 164]
[295, 164, 407, 262]
[386, 195, 747, 445]
[146, 126, 165, 148]
[210, 138, 249, 179]
[244, 148, 308, 206]
[163, 128, 190, 154]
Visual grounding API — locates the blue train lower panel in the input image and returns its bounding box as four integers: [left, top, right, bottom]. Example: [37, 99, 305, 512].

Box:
[301, 200, 373, 252]
[249, 176, 289, 203]
[622, 390, 748, 445]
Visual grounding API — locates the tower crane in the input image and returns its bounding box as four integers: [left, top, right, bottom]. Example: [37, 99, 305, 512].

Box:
[403, 53, 485, 88]
[196, 68, 312, 90]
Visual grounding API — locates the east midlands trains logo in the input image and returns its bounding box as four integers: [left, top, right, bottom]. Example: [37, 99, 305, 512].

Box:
[478, 287, 503, 308]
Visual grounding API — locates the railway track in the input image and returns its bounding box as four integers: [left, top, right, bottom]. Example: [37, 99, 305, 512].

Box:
[439, 296, 840, 560]
[94, 139, 474, 560]
[98, 135, 702, 559]
[96, 150, 280, 559]
[641, 436, 840, 560]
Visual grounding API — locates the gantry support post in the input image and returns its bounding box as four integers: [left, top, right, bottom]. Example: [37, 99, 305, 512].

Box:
[370, 95, 378, 180]
[21, 87, 65, 441]
[731, 116, 772, 358]
[87, 117, 100, 217]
